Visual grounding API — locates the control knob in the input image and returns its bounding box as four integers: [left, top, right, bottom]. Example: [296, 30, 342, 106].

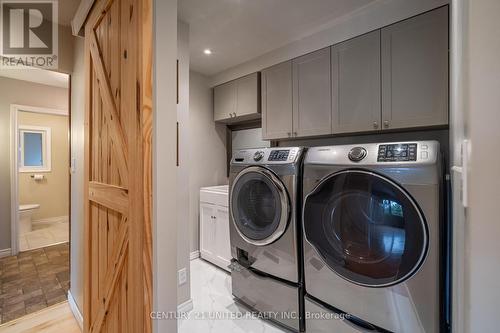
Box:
[253, 151, 265, 161]
[348, 147, 367, 162]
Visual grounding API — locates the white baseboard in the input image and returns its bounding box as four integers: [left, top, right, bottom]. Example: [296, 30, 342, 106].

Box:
[189, 250, 200, 260]
[0, 248, 12, 258]
[32, 215, 69, 226]
[68, 291, 83, 330]
[177, 298, 193, 313]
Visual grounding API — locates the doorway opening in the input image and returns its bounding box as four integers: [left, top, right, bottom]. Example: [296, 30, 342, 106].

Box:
[11, 105, 70, 252]
[0, 70, 71, 324]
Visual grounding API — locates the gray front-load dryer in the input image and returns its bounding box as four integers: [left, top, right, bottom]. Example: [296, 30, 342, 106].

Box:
[229, 147, 304, 332]
[302, 141, 442, 333]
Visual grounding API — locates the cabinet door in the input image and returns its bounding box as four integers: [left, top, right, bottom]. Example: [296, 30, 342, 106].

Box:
[236, 73, 260, 117]
[381, 7, 448, 130]
[214, 81, 237, 121]
[262, 61, 293, 140]
[215, 206, 231, 270]
[200, 203, 216, 258]
[292, 48, 332, 137]
[332, 31, 381, 134]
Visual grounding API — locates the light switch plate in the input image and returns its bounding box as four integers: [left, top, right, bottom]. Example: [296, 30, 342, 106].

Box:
[178, 268, 187, 286]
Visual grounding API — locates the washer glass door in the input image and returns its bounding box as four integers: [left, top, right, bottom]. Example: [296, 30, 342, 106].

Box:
[303, 170, 428, 287]
[231, 166, 289, 246]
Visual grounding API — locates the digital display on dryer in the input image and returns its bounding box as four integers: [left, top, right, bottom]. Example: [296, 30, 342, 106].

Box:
[268, 150, 290, 161]
[377, 143, 417, 162]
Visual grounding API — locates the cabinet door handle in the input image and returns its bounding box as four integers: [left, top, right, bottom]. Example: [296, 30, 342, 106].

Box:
[383, 120, 390, 128]
[233, 112, 236, 117]
[293, 132, 298, 136]
[373, 121, 379, 129]
[287, 132, 291, 137]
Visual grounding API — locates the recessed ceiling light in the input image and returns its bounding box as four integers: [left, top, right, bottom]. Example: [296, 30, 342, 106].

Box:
[203, 49, 212, 55]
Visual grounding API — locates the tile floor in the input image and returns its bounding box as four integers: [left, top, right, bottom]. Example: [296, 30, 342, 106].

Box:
[0, 243, 69, 324]
[19, 219, 69, 252]
[178, 258, 287, 333]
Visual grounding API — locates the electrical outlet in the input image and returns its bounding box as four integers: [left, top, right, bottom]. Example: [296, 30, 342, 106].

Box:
[178, 268, 187, 286]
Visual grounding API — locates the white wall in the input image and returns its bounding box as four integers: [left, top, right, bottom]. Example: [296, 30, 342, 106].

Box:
[231, 128, 270, 154]
[70, 36, 85, 313]
[177, 20, 191, 306]
[0, 77, 68, 252]
[210, 0, 449, 86]
[188, 71, 227, 253]
[464, 0, 500, 331]
[58, 25, 76, 74]
[153, 0, 179, 332]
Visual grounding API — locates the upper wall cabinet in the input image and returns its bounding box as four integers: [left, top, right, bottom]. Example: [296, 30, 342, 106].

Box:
[259, 6, 448, 140]
[381, 6, 449, 130]
[263, 49, 333, 140]
[292, 48, 332, 137]
[262, 61, 293, 140]
[332, 31, 381, 133]
[214, 80, 236, 121]
[214, 72, 260, 123]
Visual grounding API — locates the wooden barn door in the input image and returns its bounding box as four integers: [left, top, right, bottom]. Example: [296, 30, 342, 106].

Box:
[83, 0, 152, 332]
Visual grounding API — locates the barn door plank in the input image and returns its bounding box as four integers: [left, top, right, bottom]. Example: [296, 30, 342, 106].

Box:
[83, 0, 152, 332]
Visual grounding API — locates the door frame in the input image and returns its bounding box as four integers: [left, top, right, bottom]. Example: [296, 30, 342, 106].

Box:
[10, 103, 70, 255]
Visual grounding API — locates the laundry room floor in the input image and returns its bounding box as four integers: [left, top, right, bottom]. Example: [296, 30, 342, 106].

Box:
[179, 258, 288, 333]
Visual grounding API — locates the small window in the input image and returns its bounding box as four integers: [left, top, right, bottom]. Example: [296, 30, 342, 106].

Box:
[19, 126, 51, 172]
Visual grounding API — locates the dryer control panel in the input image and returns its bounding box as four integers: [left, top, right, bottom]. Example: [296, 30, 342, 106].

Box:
[268, 150, 290, 161]
[377, 143, 417, 162]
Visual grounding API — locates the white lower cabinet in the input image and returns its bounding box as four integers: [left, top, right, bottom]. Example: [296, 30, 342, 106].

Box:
[200, 186, 231, 272]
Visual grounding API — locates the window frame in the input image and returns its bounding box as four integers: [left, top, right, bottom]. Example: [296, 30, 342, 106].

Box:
[18, 125, 52, 173]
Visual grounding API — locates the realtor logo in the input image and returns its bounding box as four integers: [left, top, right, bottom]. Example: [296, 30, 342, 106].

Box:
[0, 0, 58, 69]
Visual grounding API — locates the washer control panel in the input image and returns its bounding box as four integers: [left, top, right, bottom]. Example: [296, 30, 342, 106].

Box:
[231, 147, 302, 165]
[377, 143, 417, 162]
[268, 150, 290, 161]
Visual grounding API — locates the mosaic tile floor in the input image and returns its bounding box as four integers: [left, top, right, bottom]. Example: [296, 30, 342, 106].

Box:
[0, 243, 69, 324]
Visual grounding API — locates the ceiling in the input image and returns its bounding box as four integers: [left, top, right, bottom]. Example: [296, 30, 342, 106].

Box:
[179, 0, 377, 76]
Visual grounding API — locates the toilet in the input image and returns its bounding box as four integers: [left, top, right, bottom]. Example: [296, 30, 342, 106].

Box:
[18, 204, 40, 235]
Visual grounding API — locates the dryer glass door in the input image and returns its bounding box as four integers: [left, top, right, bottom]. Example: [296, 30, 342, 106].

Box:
[303, 170, 428, 287]
[230, 166, 289, 246]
